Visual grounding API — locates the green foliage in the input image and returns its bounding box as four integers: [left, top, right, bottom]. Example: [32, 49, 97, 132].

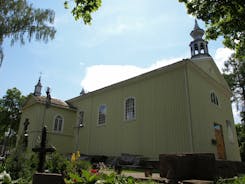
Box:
[179, 0, 245, 59]
[46, 152, 71, 174]
[46, 152, 92, 179]
[0, 88, 26, 152]
[81, 169, 99, 183]
[223, 55, 245, 122]
[0, 0, 56, 66]
[5, 149, 37, 181]
[75, 160, 92, 171]
[64, 0, 102, 25]
[0, 163, 5, 173]
[65, 171, 139, 184]
[216, 176, 245, 184]
[236, 124, 245, 161]
[3, 130, 37, 182]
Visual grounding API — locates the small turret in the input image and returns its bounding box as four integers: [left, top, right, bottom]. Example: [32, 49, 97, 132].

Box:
[34, 77, 42, 96]
[189, 20, 210, 58]
[80, 88, 85, 96]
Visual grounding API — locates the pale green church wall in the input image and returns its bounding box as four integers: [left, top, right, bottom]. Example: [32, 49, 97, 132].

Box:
[71, 63, 193, 160]
[187, 62, 241, 161]
[18, 104, 44, 149]
[18, 102, 76, 154]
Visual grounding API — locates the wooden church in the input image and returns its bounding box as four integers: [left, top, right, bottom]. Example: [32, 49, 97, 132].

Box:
[18, 21, 241, 161]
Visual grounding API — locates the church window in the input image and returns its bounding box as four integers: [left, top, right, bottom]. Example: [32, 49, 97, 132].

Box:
[98, 105, 106, 125]
[210, 92, 219, 106]
[53, 115, 63, 132]
[78, 111, 84, 127]
[125, 97, 136, 121]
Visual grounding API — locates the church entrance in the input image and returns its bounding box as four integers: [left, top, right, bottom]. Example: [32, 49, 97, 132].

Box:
[214, 123, 226, 160]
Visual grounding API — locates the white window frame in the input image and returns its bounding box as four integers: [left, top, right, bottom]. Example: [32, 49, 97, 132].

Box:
[98, 104, 107, 126]
[124, 97, 136, 121]
[53, 115, 64, 133]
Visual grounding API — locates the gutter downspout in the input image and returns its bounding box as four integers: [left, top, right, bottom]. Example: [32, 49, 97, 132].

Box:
[184, 60, 194, 152]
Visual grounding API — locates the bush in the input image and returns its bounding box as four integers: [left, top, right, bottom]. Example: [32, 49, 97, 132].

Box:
[74, 160, 91, 174]
[65, 170, 136, 184]
[216, 176, 245, 184]
[0, 163, 5, 173]
[46, 152, 92, 178]
[5, 149, 37, 181]
[46, 152, 71, 174]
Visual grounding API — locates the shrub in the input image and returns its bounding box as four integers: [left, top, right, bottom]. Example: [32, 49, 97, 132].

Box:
[5, 149, 37, 181]
[216, 176, 245, 184]
[0, 163, 5, 173]
[46, 152, 71, 174]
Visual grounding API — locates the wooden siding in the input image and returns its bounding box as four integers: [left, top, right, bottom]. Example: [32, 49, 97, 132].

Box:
[71, 64, 192, 160]
[187, 61, 241, 161]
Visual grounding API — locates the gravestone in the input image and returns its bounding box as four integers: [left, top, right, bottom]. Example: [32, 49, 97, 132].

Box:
[32, 126, 65, 184]
[159, 153, 216, 181]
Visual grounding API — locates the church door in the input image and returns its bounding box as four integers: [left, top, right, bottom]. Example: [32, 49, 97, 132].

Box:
[214, 123, 226, 160]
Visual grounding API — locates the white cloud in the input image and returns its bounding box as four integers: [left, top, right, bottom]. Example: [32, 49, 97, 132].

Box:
[81, 57, 182, 92]
[102, 21, 145, 35]
[214, 47, 234, 72]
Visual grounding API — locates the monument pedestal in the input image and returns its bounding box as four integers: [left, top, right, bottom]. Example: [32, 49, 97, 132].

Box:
[32, 173, 65, 184]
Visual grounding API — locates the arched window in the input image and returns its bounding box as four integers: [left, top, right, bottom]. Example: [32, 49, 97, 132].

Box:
[54, 115, 63, 132]
[210, 92, 219, 106]
[125, 97, 136, 121]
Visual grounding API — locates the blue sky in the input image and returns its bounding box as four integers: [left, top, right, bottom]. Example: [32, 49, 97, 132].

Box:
[0, 0, 239, 121]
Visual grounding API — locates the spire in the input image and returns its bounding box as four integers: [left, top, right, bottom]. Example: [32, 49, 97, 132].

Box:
[189, 20, 210, 58]
[194, 19, 200, 30]
[34, 76, 42, 96]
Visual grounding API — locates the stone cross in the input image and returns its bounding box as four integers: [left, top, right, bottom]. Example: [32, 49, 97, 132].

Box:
[32, 126, 56, 173]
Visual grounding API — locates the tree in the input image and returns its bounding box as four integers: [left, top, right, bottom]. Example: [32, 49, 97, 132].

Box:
[223, 55, 245, 123]
[236, 124, 245, 161]
[64, 0, 102, 25]
[0, 88, 26, 153]
[0, 0, 56, 67]
[179, 0, 245, 59]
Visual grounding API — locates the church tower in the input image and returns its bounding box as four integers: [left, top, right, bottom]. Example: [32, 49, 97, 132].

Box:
[34, 77, 42, 96]
[190, 20, 210, 58]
